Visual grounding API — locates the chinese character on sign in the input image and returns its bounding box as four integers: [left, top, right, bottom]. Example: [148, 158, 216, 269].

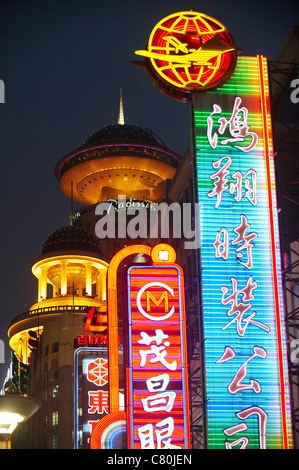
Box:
[207, 97, 259, 152]
[231, 215, 257, 269]
[213, 215, 257, 269]
[88, 390, 109, 414]
[217, 345, 267, 394]
[138, 329, 177, 371]
[223, 406, 268, 449]
[141, 391, 176, 412]
[221, 276, 270, 336]
[214, 227, 229, 260]
[208, 156, 258, 208]
[138, 417, 181, 449]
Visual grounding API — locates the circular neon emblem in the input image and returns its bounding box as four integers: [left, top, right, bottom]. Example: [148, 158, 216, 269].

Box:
[136, 281, 175, 321]
[135, 11, 240, 101]
[87, 358, 108, 386]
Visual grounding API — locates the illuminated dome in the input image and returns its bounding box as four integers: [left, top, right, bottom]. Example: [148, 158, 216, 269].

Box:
[84, 123, 166, 147]
[55, 91, 181, 205]
[40, 226, 104, 258]
[31, 225, 108, 307]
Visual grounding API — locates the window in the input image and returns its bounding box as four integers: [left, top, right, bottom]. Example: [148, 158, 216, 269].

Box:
[51, 369, 58, 381]
[51, 434, 58, 449]
[52, 411, 58, 426]
[52, 342, 59, 353]
[52, 385, 58, 398]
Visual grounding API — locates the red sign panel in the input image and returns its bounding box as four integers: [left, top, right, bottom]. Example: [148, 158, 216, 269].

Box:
[126, 265, 190, 449]
[82, 355, 109, 448]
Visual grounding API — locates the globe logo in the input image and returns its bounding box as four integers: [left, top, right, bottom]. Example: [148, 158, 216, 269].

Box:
[135, 11, 240, 101]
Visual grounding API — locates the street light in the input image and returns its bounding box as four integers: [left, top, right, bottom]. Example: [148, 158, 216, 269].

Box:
[0, 395, 41, 448]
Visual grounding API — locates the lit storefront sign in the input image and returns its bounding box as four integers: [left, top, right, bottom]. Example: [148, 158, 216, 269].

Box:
[76, 334, 108, 347]
[74, 347, 109, 449]
[82, 354, 109, 446]
[125, 245, 190, 449]
[193, 55, 293, 448]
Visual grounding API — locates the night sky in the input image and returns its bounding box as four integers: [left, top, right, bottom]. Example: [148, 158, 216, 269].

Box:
[0, 0, 298, 386]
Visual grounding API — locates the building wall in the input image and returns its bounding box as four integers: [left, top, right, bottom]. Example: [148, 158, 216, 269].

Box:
[12, 310, 91, 449]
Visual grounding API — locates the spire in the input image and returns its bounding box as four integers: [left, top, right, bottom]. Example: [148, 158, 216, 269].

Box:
[118, 88, 125, 125]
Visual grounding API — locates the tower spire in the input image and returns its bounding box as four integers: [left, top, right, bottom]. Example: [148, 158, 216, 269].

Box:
[118, 88, 125, 125]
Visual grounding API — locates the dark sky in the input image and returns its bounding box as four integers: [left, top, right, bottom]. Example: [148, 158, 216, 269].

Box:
[0, 0, 298, 386]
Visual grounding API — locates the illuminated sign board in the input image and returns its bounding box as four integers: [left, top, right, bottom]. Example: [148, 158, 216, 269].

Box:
[135, 11, 240, 101]
[84, 306, 107, 333]
[193, 55, 293, 448]
[82, 354, 109, 448]
[125, 248, 190, 449]
[74, 348, 109, 449]
[76, 334, 108, 347]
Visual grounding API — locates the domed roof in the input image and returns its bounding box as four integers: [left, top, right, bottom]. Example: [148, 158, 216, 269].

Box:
[84, 123, 167, 148]
[40, 226, 104, 258]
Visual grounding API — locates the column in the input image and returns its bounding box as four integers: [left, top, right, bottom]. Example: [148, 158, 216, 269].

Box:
[85, 262, 92, 296]
[96, 269, 107, 301]
[60, 260, 68, 296]
[40, 266, 48, 301]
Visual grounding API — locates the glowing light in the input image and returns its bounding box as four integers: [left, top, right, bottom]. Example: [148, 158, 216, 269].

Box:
[107, 245, 151, 413]
[135, 11, 240, 101]
[193, 56, 293, 449]
[90, 411, 126, 449]
[0, 412, 24, 435]
[125, 246, 190, 449]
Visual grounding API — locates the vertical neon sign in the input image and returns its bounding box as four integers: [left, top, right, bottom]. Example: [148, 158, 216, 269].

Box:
[193, 56, 293, 448]
[125, 244, 190, 449]
[82, 354, 109, 446]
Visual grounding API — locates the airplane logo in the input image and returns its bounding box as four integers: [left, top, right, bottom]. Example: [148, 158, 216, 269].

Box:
[136, 35, 240, 66]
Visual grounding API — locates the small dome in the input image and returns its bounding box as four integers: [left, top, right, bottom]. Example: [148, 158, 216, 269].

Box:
[40, 226, 104, 258]
[84, 123, 167, 148]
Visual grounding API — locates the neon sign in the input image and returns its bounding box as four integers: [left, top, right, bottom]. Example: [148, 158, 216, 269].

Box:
[82, 353, 109, 447]
[76, 335, 108, 347]
[135, 11, 240, 101]
[74, 347, 109, 449]
[193, 55, 293, 448]
[84, 306, 107, 332]
[125, 245, 190, 449]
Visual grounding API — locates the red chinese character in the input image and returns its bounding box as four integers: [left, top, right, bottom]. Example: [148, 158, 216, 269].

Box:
[88, 390, 109, 414]
[77, 335, 87, 345]
[93, 336, 101, 345]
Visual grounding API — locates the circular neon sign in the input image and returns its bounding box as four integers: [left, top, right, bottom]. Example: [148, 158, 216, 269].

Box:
[135, 11, 240, 101]
[136, 281, 175, 321]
